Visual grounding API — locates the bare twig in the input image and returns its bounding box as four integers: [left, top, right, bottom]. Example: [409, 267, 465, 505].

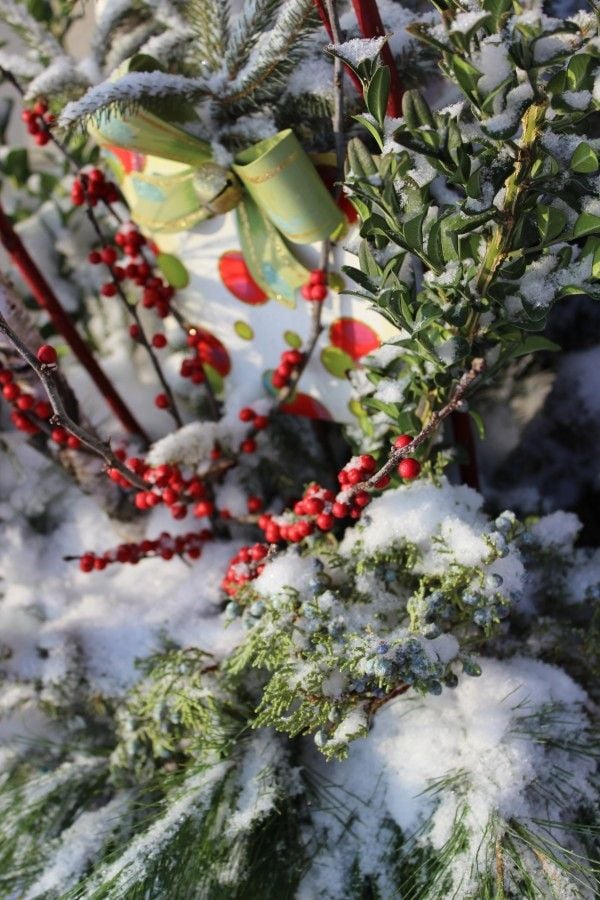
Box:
[0, 312, 148, 490]
[348, 358, 486, 497]
[324, 0, 345, 177]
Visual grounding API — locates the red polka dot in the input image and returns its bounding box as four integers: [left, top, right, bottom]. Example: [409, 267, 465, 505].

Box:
[329, 318, 380, 360]
[280, 392, 332, 420]
[218, 251, 268, 304]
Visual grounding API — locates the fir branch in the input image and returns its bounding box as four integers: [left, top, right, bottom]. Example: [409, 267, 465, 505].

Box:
[0, 0, 63, 63]
[225, 0, 283, 78]
[178, 0, 231, 72]
[24, 57, 92, 103]
[58, 72, 212, 131]
[0, 312, 148, 490]
[218, 0, 320, 114]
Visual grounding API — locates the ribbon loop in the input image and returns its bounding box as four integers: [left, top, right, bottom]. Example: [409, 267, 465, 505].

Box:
[89, 104, 344, 303]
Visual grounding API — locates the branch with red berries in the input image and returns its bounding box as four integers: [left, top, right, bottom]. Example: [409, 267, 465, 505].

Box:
[0, 312, 147, 490]
[348, 357, 487, 496]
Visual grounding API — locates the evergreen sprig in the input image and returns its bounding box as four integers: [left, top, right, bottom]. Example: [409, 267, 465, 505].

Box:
[331, 7, 600, 445]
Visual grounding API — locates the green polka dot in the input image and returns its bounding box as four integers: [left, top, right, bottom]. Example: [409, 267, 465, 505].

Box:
[204, 364, 224, 395]
[321, 345, 356, 379]
[284, 330, 302, 348]
[234, 320, 254, 340]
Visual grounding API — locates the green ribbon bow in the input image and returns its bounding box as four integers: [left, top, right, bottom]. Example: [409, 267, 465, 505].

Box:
[90, 108, 344, 306]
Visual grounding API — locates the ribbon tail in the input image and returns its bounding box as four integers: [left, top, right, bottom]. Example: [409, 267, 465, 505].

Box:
[236, 194, 309, 309]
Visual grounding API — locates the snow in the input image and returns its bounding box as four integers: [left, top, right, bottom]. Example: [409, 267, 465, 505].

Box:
[450, 11, 488, 33]
[0, 440, 243, 703]
[301, 657, 594, 898]
[327, 37, 388, 67]
[475, 38, 512, 94]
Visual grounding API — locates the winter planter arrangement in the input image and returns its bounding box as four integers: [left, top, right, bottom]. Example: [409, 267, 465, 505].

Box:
[0, 0, 598, 896]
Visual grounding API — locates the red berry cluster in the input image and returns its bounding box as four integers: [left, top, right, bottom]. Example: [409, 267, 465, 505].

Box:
[78, 528, 213, 572]
[179, 329, 219, 386]
[71, 166, 120, 207]
[272, 348, 305, 390]
[393, 434, 421, 479]
[106, 456, 216, 519]
[89, 223, 174, 321]
[21, 100, 54, 146]
[0, 363, 81, 448]
[221, 543, 269, 595]
[300, 268, 328, 302]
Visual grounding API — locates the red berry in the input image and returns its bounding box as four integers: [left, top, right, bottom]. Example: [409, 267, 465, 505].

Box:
[265, 524, 281, 543]
[308, 284, 327, 302]
[100, 283, 117, 298]
[79, 554, 95, 573]
[272, 371, 287, 389]
[309, 269, 326, 285]
[2, 383, 20, 401]
[354, 490, 371, 508]
[239, 407, 255, 422]
[359, 454, 377, 473]
[33, 100, 48, 116]
[194, 500, 215, 518]
[51, 426, 68, 444]
[240, 438, 257, 454]
[66, 435, 81, 450]
[397, 458, 421, 480]
[253, 415, 269, 430]
[154, 393, 169, 409]
[34, 131, 50, 146]
[247, 496, 263, 513]
[332, 501, 350, 518]
[34, 400, 51, 419]
[152, 333, 167, 349]
[16, 394, 34, 411]
[316, 513, 335, 531]
[88, 168, 104, 184]
[304, 497, 324, 515]
[0, 370, 12, 384]
[37, 344, 57, 365]
[394, 434, 413, 449]
[129, 324, 140, 340]
[100, 246, 117, 265]
[88, 250, 102, 265]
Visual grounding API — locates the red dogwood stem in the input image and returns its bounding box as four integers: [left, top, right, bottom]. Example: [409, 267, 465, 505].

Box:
[0, 202, 148, 442]
[351, 0, 404, 115]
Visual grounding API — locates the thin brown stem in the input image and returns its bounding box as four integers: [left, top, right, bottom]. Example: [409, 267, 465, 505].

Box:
[0, 312, 147, 490]
[346, 358, 486, 498]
